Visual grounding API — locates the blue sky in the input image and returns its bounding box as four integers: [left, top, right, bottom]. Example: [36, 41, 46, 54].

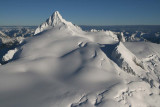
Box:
[0, 0, 160, 26]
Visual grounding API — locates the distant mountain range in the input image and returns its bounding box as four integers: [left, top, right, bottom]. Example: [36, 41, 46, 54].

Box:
[1, 25, 160, 43]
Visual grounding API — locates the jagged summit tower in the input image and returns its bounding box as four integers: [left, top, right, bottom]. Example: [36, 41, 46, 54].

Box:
[34, 11, 80, 35]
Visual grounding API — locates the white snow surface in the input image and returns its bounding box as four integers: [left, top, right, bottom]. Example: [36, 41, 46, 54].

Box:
[2, 48, 18, 61]
[0, 11, 160, 107]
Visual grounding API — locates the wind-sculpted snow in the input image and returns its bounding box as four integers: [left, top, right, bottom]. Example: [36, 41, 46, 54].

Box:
[0, 11, 160, 107]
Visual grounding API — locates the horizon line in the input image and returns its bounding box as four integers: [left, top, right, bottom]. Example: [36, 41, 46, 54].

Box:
[1, 25, 160, 27]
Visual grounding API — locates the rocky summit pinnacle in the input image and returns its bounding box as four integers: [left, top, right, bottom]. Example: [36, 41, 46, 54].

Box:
[34, 11, 79, 35]
[46, 11, 65, 26]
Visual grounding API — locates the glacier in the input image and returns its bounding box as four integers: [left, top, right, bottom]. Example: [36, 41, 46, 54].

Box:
[0, 11, 160, 107]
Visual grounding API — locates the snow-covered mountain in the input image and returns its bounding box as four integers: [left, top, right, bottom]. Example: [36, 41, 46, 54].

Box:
[34, 11, 82, 35]
[0, 11, 160, 107]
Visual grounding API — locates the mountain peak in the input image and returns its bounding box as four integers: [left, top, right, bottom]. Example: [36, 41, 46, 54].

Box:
[54, 11, 61, 18]
[34, 11, 77, 35]
[46, 11, 65, 26]
[34, 11, 82, 35]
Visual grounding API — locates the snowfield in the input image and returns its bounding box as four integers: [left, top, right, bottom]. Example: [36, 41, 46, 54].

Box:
[0, 11, 160, 107]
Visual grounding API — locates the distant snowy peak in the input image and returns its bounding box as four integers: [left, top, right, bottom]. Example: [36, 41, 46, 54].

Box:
[46, 11, 66, 26]
[34, 11, 81, 35]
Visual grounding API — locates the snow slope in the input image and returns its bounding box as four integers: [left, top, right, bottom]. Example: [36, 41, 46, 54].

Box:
[0, 11, 159, 107]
